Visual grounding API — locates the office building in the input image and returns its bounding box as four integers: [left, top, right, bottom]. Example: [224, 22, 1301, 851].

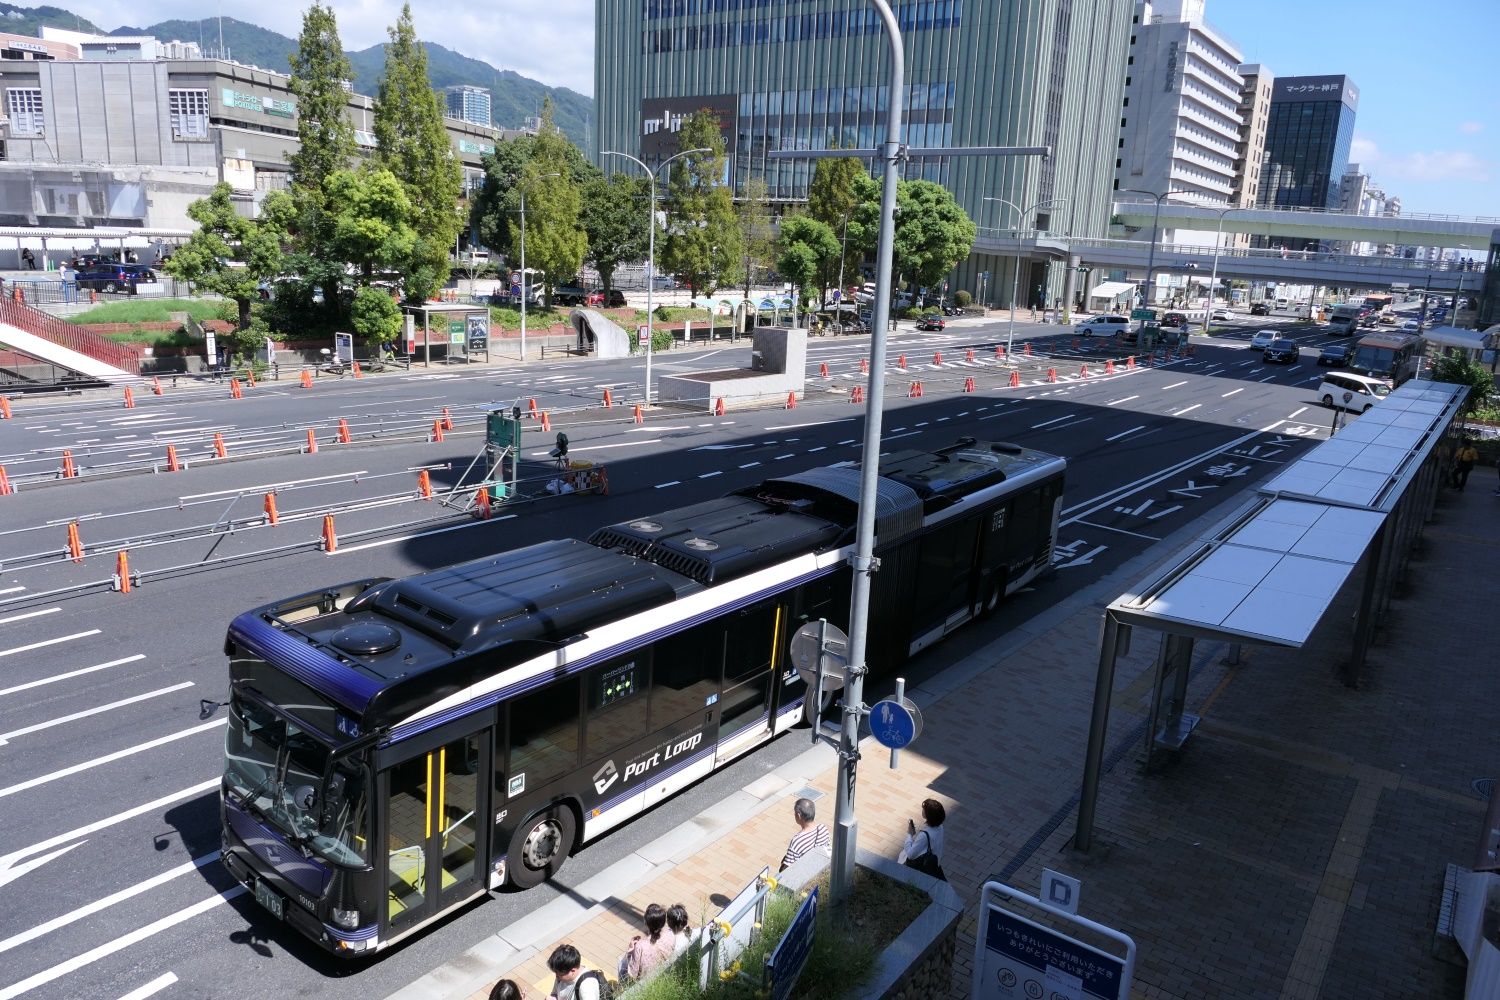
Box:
[596, 0, 1136, 308]
[1478, 228, 1499, 331]
[1257, 74, 1357, 210]
[38, 26, 201, 61]
[1229, 62, 1272, 248]
[0, 55, 503, 230]
[0, 31, 81, 61]
[1114, 0, 1246, 248]
[445, 85, 492, 128]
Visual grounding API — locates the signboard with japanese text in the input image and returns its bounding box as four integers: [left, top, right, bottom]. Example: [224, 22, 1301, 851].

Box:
[766, 887, 817, 1000]
[979, 904, 1126, 1000]
[1273, 75, 1358, 110]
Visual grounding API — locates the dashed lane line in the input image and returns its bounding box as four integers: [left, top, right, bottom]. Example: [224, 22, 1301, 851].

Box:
[0, 719, 226, 800]
[0, 655, 147, 698]
[0, 631, 101, 660]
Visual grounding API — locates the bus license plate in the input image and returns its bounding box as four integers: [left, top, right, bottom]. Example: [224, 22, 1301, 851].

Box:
[254, 879, 285, 920]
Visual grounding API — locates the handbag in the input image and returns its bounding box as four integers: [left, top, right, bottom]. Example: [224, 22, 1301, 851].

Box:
[903, 830, 946, 882]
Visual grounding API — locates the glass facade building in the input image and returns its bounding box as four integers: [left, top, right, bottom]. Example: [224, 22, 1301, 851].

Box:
[1256, 74, 1357, 211]
[596, 0, 1136, 306]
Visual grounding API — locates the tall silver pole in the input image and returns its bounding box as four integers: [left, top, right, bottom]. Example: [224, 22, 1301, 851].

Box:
[986, 196, 1065, 354]
[1121, 189, 1170, 308]
[834, 0, 902, 908]
[1201, 206, 1244, 335]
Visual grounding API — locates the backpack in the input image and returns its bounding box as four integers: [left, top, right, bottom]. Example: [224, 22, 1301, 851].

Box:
[577, 969, 614, 1000]
[904, 831, 947, 882]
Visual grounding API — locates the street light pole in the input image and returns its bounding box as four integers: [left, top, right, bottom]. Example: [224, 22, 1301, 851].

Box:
[1201, 206, 1249, 335]
[984, 196, 1066, 356]
[1120, 188, 1176, 309]
[600, 146, 710, 406]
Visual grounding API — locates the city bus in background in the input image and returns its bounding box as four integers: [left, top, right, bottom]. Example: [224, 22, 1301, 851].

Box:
[218, 439, 1066, 955]
[1362, 294, 1394, 320]
[1349, 332, 1421, 386]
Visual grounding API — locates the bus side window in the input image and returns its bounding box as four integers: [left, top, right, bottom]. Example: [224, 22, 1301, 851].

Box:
[586, 658, 649, 761]
[504, 676, 581, 796]
[653, 626, 719, 727]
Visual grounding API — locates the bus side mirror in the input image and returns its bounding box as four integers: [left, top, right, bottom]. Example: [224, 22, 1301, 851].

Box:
[319, 771, 347, 828]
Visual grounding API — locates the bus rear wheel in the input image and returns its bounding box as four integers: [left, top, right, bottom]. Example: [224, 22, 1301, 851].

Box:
[509, 805, 576, 889]
[978, 576, 1004, 620]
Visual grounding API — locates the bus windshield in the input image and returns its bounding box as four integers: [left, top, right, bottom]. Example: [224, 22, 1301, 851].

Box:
[1350, 345, 1398, 375]
[225, 695, 368, 866]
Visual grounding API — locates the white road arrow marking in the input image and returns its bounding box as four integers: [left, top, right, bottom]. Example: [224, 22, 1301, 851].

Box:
[1055, 544, 1107, 569]
[0, 842, 85, 892]
[1169, 481, 1218, 499]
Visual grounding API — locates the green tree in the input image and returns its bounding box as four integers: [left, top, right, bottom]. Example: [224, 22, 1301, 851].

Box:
[775, 214, 839, 317]
[373, 4, 463, 302]
[735, 176, 776, 302]
[661, 110, 741, 296]
[849, 177, 974, 305]
[349, 285, 403, 343]
[323, 169, 417, 284]
[286, 2, 356, 309]
[806, 156, 864, 294]
[471, 107, 598, 265]
[163, 183, 290, 332]
[511, 100, 587, 305]
[581, 172, 649, 297]
[1430, 353, 1497, 417]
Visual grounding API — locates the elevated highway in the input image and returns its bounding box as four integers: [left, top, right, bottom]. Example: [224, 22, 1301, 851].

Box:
[1112, 200, 1496, 250]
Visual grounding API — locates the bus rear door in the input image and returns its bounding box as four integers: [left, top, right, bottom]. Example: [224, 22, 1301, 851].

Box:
[376, 722, 490, 936]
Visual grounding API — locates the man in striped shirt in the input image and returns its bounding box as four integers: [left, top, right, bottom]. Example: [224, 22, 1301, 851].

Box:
[780, 797, 831, 872]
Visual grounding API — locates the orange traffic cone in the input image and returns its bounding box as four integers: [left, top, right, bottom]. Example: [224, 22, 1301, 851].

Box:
[528, 398, 538, 418]
[1126, 356, 1136, 369]
[996, 345, 1006, 359]
[966, 349, 975, 362]
[860, 358, 869, 374]
[337, 419, 351, 444]
[849, 386, 864, 404]
[61, 450, 76, 478]
[417, 470, 432, 499]
[633, 404, 644, 424]
[352, 361, 362, 379]
[66, 521, 83, 563]
[1047, 368, 1057, 383]
[213, 432, 227, 459]
[819, 362, 830, 378]
[476, 487, 491, 520]
[964, 377, 976, 393]
[152, 376, 163, 396]
[123, 387, 135, 409]
[264, 492, 279, 525]
[300, 370, 313, 389]
[541, 412, 551, 432]
[602, 388, 613, 408]
[321, 515, 337, 553]
[934, 351, 943, 366]
[0, 465, 10, 496]
[166, 444, 181, 471]
[1080, 364, 1091, 378]
[442, 407, 453, 431]
[229, 378, 243, 400]
[430, 420, 444, 443]
[785, 391, 797, 409]
[1009, 371, 1021, 388]
[1105, 359, 1116, 375]
[246, 368, 257, 388]
[305, 429, 318, 454]
[898, 353, 907, 369]
[0, 397, 11, 419]
[714, 398, 726, 417]
[1024, 343, 1033, 357]
[114, 551, 132, 594]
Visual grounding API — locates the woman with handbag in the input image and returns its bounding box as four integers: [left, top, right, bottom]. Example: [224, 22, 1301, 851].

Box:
[898, 798, 947, 881]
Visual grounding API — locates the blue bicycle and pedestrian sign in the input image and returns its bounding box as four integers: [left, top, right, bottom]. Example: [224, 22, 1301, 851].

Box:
[869, 697, 921, 750]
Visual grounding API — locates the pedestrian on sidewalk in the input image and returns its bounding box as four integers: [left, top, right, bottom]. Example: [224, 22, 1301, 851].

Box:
[1453, 438, 1480, 491]
[897, 798, 947, 881]
[546, 944, 607, 1000]
[780, 797, 830, 872]
[489, 980, 523, 1000]
[667, 903, 693, 957]
[618, 902, 675, 984]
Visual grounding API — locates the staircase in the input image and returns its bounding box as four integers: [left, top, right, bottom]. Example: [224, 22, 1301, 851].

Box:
[0, 297, 141, 381]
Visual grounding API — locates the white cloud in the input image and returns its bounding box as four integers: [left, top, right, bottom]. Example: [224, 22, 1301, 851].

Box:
[1344, 135, 1489, 183]
[1350, 136, 1380, 165]
[1459, 121, 1483, 134]
[63, 0, 596, 95]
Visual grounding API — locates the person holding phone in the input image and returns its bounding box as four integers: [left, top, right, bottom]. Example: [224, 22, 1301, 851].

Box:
[898, 799, 946, 880]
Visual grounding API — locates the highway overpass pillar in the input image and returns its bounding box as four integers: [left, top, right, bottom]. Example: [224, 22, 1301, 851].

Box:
[1063, 254, 1080, 320]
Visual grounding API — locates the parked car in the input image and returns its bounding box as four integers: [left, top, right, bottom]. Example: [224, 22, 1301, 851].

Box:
[1318, 372, 1390, 413]
[1076, 315, 1130, 337]
[585, 290, 605, 307]
[73, 262, 157, 294]
[552, 283, 591, 307]
[1249, 302, 1271, 316]
[1209, 308, 1234, 321]
[1398, 319, 1419, 331]
[605, 289, 628, 308]
[1161, 311, 1188, 328]
[1317, 343, 1351, 367]
[916, 312, 945, 331]
[651, 275, 678, 289]
[69, 253, 115, 270]
[1262, 337, 1299, 364]
[1249, 329, 1278, 351]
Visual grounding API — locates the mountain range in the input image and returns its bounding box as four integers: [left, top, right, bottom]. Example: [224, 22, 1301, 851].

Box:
[0, 3, 592, 147]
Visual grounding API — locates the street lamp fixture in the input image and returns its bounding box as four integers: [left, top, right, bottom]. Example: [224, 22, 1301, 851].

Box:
[983, 196, 1067, 356]
[1201, 205, 1250, 335]
[1119, 188, 1190, 309]
[600, 146, 712, 406]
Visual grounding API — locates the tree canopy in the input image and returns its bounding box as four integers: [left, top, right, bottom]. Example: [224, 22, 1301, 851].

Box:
[323, 168, 417, 283]
[163, 183, 291, 333]
[849, 176, 974, 300]
[581, 172, 650, 295]
[661, 110, 741, 296]
[1430, 353, 1497, 416]
[735, 176, 775, 300]
[775, 214, 839, 310]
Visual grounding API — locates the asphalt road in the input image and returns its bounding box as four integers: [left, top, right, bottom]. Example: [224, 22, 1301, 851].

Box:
[0, 312, 1344, 1000]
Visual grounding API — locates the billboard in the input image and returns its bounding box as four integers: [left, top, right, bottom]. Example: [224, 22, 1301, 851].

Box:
[1274, 75, 1358, 111]
[640, 94, 737, 158]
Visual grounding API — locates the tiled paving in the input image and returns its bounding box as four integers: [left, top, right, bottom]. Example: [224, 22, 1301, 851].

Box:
[393, 486, 1497, 1000]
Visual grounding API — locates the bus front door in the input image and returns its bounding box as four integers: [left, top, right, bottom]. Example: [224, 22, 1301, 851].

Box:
[379, 730, 490, 935]
[716, 598, 787, 764]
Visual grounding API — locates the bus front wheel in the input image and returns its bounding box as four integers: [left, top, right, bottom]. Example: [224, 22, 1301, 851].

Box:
[509, 805, 576, 889]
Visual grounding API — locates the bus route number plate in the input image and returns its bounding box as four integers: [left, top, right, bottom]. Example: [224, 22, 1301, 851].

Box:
[255, 878, 285, 920]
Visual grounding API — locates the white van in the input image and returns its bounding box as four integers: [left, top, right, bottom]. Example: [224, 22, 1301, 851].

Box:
[1317, 372, 1389, 413]
[1076, 315, 1130, 337]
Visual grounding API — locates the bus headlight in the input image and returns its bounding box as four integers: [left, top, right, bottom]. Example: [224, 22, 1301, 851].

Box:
[331, 907, 360, 930]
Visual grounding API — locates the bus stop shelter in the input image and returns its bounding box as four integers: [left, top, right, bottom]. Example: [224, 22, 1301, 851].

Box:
[1074, 380, 1468, 852]
[402, 302, 491, 366]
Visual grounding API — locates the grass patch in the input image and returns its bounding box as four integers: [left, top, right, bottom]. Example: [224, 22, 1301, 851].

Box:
[625, 866, 924, 1000]
[96, 329, 197, 348]
[73, 298, 235, 325]
[488, 305, 570, 328]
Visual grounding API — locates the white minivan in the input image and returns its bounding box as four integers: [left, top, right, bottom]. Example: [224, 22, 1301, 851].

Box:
[1076, 315, 1130, 337]
[1317, 372, 1389, 413]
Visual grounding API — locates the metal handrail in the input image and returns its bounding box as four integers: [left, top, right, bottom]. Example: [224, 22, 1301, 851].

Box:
[1112, 199, 1500, 226]
[0, 297, 142, 371]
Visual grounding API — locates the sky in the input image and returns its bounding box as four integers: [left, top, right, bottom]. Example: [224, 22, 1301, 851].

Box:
[50, 0, 1498, 218]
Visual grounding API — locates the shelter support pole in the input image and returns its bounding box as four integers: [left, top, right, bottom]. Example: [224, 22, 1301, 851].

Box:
[1075, 612, 1124, 854]
[1345, 521, 1391, 689]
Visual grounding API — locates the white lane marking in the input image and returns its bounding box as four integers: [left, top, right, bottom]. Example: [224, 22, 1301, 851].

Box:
[1104, 425, 1147, 443]
[1072, 519, 1161, 542]
[773, 453, 796, 460]
[768, 419, 853, 430]
[1107, 396, 1138, 406]
[838, 439, 858, 445]
[1031, 414, 1077, 429]
[527, 439, 660, 457]
[0, 719, 226, 800]
[179, 471, 368, 500]
[1221, 388, 1244, 398]
[628, 425, 690, 432]
[0, 778, 223, 876]
[0, 630, 101, 660]
[0, 654, 148, 699]
[0, 683, 194, 746]
[0, 588, 24, 596]
[0, 886, 245, 1000]
[1171, 404, 1201, 416]
[3, 853, 221, 953]
[884, 431, 922, 441]
[1161, 380, 1189, 390]
[808, 445, 827, 452]
[114, 973, 179, 1000]
[655, 481, 682, 489]
[1238, 360, 1258, 367]
[1259, 375, 1277, 382]
[1061, 429, 1262, 521]
[739, 462, 761, 469]
[698, 471, 722, 479]
[335, 518, 511, 555]
[1288, 406, 1308, 419]
[0, 608, 60, 626]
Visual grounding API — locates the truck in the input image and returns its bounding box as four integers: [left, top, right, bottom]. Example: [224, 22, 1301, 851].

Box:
[1327, 304, 1364, 335]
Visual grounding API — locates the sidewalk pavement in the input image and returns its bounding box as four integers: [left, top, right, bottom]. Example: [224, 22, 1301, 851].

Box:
[389, 476, 1496, 1000]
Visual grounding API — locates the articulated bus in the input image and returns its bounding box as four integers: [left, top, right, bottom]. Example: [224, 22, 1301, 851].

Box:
[219, 439, 1066, 955]
[1349, 332, 1421, 386]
